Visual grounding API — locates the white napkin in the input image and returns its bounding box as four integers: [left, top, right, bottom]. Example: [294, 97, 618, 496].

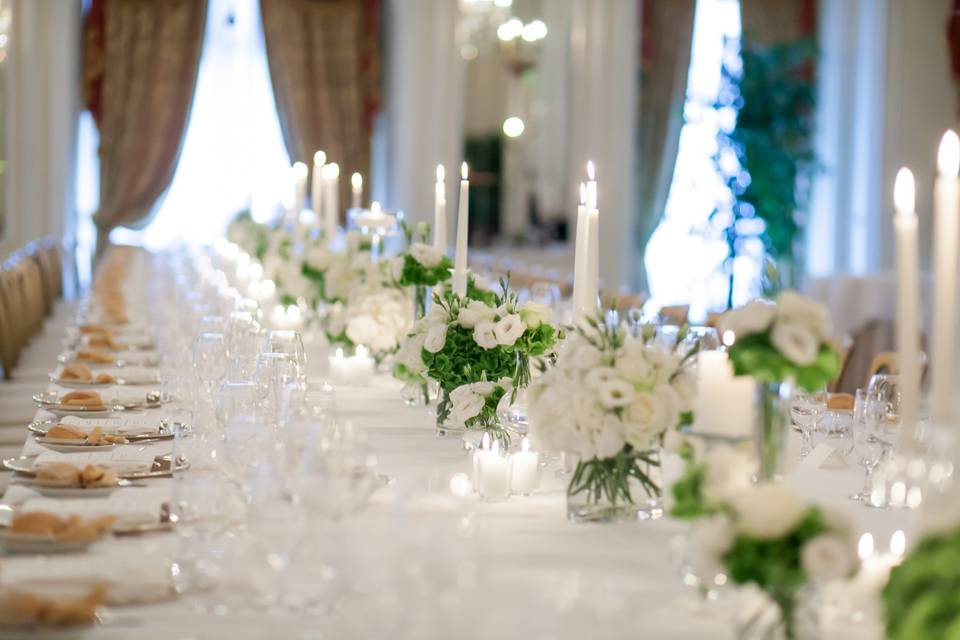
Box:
[47, 385, 157, 406]
[58, 415, 162, 436]
[34, 449, 158, 474]
[114, 351, 159, 366]
[0, 549, 174, 605]
[111, 366, 159, 384]
[19, 492, 165, 528]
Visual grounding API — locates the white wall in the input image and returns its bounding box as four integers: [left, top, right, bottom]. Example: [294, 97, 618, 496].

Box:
[2, 0, 80, 259]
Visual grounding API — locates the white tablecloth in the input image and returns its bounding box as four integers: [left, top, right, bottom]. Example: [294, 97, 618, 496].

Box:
[0, 263, 913, 639]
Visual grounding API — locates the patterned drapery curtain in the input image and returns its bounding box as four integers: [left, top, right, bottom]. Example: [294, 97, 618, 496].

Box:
[740, 0, 817, 46]
[634, 0, 696, 291]
[84, 0, 208, 253]
[260, 0, 380, 221]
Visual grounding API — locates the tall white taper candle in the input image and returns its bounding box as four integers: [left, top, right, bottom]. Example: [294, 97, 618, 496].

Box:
[351, 172, 363, 209]
[434, 164, 447, 253]
[311, 150, 326, 221]
[453, 162, 470, 296]
[932, 131, 960, 423]
[893, 167, 920, 445]
[572, 183, 588, 321]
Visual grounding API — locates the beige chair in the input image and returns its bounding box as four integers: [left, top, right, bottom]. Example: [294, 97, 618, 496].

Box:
[864, 350, 928, 389]
[827, 334, 853, 393]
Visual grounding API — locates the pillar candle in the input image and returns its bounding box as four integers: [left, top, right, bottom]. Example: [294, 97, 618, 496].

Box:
[509, 437, 539, 495]
[893, 167, 920, 444]
[571, 183, 588, 322]
[323, 162, 340, 241]
[452, 162, 470, 296]
[311, 150, 326, 218]
[932, 131, 959, 423]
[351, 172, 363, 209]
[434, 164, 447, 253]
[694, 351, 754, 438]
[476, 441, 510, 500]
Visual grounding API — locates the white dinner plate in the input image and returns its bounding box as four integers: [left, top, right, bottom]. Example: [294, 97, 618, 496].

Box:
[33, 438, 118, 454]
[27, 419, 174, 443]
[0, 530, 100, 554]
[2, 455, 189, 479]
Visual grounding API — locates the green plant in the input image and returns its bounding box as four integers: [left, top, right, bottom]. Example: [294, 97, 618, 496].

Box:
[884, 530, 960, 640]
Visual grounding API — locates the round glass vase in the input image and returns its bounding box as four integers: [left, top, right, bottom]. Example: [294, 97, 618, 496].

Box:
[754, 380, 793, 482]
[565, 447, 664, 523]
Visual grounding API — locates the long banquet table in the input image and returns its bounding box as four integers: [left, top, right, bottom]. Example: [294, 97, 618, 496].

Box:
[0, 251, 911, 639]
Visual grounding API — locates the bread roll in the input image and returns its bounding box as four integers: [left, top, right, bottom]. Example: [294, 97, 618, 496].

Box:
[94, 372, 115, 384]
[75, 350, 114, 364]
[35, 462, 83, 486]
[60, 391, 105, 409]
[45, 424, 86, 440]
[10, 512, 64, 537]
[60, 363, 93, 381]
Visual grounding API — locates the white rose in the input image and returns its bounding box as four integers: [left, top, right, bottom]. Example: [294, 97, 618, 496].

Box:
[519, 302, 552, 329]
[702, 447, 755, 503]
[493, 314, 526, 346]
[615, 351, 652, 385]
[450, 385, 485, 423]
[458, 300, 496, 329]
[597, 379, 637, 410]
[770, 319, 819, 366]
[652, 383, 681, 431]
[718, 300, 776, 340]
[423, 322, 448, 353]
[776, 290, 831, 338]
[573, 390, 605, 431]
[585, 366, 618, 390]
[473, 321, 499, 349]
[671, 369, 697, 413]
[409, 242, 443, 268]
[345, 315, 378, 348]
[801, 534, 857, 582]
[728, 484, 807, 539]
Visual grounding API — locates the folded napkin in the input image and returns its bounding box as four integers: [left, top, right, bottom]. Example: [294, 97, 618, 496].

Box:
[18, 492, 165, 529]
[109, 366, 159, 385]
[58, 415, 162, 436]
[0, 549, 174, 605]
[113, 351, 159, 366]
[34, 449, 158, 474]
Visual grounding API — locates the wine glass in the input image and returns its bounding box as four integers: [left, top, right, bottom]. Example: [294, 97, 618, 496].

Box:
[261, 330, 306, 383]
[254, 352, 301, 428]
[226, 311, 262, 382]
[194, 332, 227, 398]
[849, 389, 885, 503]
[865, 374, 901, 449]
[790, 388, 826, 458]
[279, 381, 338, 473]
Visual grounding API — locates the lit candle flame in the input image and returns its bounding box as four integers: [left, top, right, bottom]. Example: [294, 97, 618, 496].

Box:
[351, 172, 362, 190]
[437, 164, 445, 182]
[858, 533, 874, 560]
[521, 437, 530, 453]
[890, 530, 906, 557]
[894, 167, 915, 214]
[371, 201, 382, 215]
[480, 431, 491, 451]
[579, 182, 586, 206]
[586, 160, 595, 182]
[722, 330, 736, 347]
[355, 345, 369, 358]
[938, 130, 960, 177]
[322, 162, 340, 179]
[313, 150, 326, 166]
[335, 347, 344, 359]
[461, 162, 468, 181]
[291, 161, 308, 180]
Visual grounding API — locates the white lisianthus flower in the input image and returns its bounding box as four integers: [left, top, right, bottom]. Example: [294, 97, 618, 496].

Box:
[303, 244, 332, 271]
[597, 379, 637, 409]
[395, 332, 427, 374]
[652, 383, 681, 431]
[728, 484, 807, 539]
[801, 534, 858, 582]
[571, 344, 603, 370]
[615, 348, 652, 385]
[718, 300, 776, 340]
[468, 380, 496, 396]
[409, 242, 443, 268]
[776, 290, 831, 339]
[449, 384, 485, 423]
[423, 322, 448, 353]
[518, 302, 552, 329]
[596, 414, 626, 459]
[473, 321, 499, 349]
[671, 369, 697, 413]
[493, 314, 525, 346]
[458, 300, 496, 329]
[585, 366, 618, 390]
[573, 390, 605, 431]
[770, 319, 820, 366]
[389, 256, 405, 281]
[702, 447, 755, 503]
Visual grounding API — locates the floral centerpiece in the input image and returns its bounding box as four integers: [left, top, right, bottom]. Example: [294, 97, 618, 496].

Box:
[389, 222, 453, 319]
[679, 473, 858, 639]
[528, 316, 696, 522]
[717, 291, 840, 478]
[883, 490, 960, 640]
[395, 281, 556, 444]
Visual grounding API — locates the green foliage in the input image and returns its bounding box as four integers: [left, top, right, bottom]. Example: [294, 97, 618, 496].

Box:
[567, 447, 661, 505]
[726, 333, 839, 392]
[301, 262, 341, 304]
[669, 459, 716, 520]
[422, 323, 520, 393]
[724, 507, 827, 622]
[396, 253, 453, 288]
[884, 530, 960, 640]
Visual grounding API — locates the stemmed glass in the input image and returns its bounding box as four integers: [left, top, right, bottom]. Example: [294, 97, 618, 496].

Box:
[226, 311, 262, 382]
[279, 381, 338, 473]
[849, 389, 886, 503]
[262, 330, 307, 383]
[865, 373, 902, 450]
[254, 352, 301, 428]
[790, 388, 826, 458]
[194, 332, 227, 399]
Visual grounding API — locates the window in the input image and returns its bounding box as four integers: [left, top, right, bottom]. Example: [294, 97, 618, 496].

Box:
[643, 0, 757, 320]
[99, 0, 290, 250]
